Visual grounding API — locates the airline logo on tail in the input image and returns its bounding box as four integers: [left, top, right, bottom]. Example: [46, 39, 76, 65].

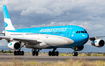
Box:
[3, 5, 15, 30]
[4, 21, 8, 27]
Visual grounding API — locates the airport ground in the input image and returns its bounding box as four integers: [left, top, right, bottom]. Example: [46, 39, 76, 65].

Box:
[0, 53, 105, 62]
[0, 53, 105, 66]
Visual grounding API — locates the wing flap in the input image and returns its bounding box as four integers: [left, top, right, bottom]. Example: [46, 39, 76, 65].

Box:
[0, 36, 10, 40]
[0, 32, 4, 34]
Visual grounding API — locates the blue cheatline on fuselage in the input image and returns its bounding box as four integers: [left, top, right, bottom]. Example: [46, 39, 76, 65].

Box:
[6, 25, 89, 48]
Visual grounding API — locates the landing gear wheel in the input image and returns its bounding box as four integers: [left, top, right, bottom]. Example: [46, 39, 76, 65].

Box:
[14, 51, 24, 56]
[21, 51, 24, 55]
[48, 51, 59, 56]
[32, 51, 35, 56]
[48, 51, 52, 56]
[72, 51, 78, 56]
[14, 51, 16, 55]
[55, 51, 59, 56]
[32, 49, 39, 56]
[15, 51, 19, 55]
[36, 51, 38, 56]
[52, 51, 55, 56]
[19, 51, 23, 55]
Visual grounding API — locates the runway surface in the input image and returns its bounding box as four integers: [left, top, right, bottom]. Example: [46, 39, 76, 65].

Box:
[0, 54, 105, 62]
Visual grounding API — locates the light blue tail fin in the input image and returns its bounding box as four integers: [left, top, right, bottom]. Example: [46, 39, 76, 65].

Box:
[3, 5, 15, 30]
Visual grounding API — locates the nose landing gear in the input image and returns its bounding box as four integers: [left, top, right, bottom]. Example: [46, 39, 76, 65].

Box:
[72, 47, 78, 56]
[72, 51, 78, 56]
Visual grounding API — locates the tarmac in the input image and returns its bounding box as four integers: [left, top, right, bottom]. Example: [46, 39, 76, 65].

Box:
[0, 53, 105, 62]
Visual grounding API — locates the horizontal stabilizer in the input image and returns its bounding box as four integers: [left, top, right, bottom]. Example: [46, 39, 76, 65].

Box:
[0, 32, 4, 34]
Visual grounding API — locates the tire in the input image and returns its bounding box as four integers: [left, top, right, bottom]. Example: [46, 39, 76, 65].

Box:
[56, 51, 59, 56]
[36, 51, 38, 56]
[16, 51, 19, 55]
[32, 51, 35, 56]
[14, 51, 16, 55]
[22, 51, 24, 55]
[48, 51, 52, 56]
[72, 52, 78, 56]
[19, 51, 23, 55]
[52, 51, 55, 56]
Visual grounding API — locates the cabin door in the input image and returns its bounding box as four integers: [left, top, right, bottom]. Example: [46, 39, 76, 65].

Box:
[66, 28, 71, 37]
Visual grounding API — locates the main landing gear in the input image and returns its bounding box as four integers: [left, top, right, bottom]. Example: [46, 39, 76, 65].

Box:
[14, 49, 24, 55]
[32, 49, 39, 56]
[48, 48, 59, 56]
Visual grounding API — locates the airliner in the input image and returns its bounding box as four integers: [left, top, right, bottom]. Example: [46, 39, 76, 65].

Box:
[0, 5, 89, 56]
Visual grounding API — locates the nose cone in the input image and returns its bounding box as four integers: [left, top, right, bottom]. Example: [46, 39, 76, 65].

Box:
[70, 33, 89, 44]
[69, 25, 89, 45]
[81, 33, 89, 43]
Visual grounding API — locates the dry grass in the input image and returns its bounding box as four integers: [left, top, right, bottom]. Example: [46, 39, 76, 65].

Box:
[59, 53, 105, 56]
[0, 59, 105, 66]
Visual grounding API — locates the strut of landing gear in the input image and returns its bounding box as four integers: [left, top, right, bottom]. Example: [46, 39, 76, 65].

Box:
[72, 51, 78, 56]
[32, 49, 39, 56]
[14, 50, 24, 55]
[48, 48, 59, 56]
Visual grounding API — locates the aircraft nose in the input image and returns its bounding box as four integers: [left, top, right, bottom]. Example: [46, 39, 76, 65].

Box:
[82, 33, 89, 42]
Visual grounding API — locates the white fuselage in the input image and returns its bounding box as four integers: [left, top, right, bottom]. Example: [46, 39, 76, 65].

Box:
[6, 32, 74, 49]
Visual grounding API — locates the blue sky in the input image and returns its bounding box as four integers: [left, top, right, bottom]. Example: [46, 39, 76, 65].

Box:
[0, 0, 105, 52]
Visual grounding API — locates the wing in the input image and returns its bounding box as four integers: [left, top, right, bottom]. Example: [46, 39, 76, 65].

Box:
[0, 36, 41, 45]
[89, 36, 105, 41]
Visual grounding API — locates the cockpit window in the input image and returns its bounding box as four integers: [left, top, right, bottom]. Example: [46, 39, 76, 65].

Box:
[76, 31, 80, 33]
[76, 31, 87, 33]
[85, 31, 87, 33]
[81, 31, 84, 33]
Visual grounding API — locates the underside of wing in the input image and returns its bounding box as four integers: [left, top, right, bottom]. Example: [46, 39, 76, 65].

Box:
[13, 38, 41, 45]
[89, 36, 105, 41]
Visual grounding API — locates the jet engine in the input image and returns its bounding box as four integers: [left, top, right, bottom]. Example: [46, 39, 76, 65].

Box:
[91, 39, 104, 47]
[8, 41, 21, 50]
[75, 46, 84, 51]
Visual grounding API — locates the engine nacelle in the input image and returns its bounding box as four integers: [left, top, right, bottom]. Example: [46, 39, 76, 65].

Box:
[91, 39, 104, 47]
[8, 41, 21, 50]
[75, 46, 84, 51]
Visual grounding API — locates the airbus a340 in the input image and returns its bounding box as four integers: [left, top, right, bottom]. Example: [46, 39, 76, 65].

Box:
[0, 5, 90, 56]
